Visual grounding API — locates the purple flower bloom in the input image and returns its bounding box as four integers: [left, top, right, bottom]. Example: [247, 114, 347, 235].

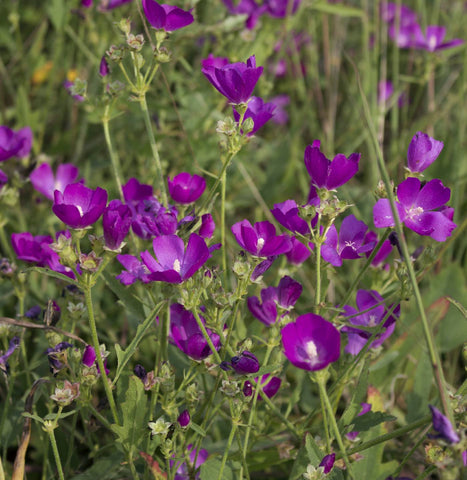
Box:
[142, 0, 194, 32]
[172, 444, 209, 480]
[231, 219, 292, 257]
[202, 55, 263, 104]
[177, 409, 190, 428]
[168, 173, 206, 204]
[170, 303, 221, 360]
[30, 163, 80, 200]
[82, 345, 109, 374]
[364, 231, 392, 267]
[0, 336, 20, 374]
[231, 351, 260, 374]
[0, 126, 32, 161]
[232, 96, 276, 135]
[414, 26, 464, 52]
[248, 275, 302, 326]
[407, 132, 443, 173]
[103, 200, 132, 251]
[46, 342, 73, 374]
[321, 215, 375, 267]
[269, 94, 290, 124]
[250, 255, 276, 281]
[373, 177, 457, 242]
[285, 237, 311, 265]
[319, 453, 335, 474]
[281, 314, 340, 371]
[199, 213, 215, 239]
[271, 199, 317, 235]
[264, 0, 301, 18]
[140, 233, 212, 283]
[341, 290, 399, 355]
[99, 56, 109, 77]
[63, 81, 85, 102]
[222, 0, 264, 30]
[429, 405, 460, 444]
[255, 374, 281, 399]
[304, 140, 360, 191]
[53, 183, 108, 229]
[116, 255, 150, 285]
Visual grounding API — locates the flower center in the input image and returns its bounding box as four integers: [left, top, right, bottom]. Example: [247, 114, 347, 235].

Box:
[173, 259, 181, 273]
[428, 34, 437, 51]
[257, 237, 265, 250]
[406, 206, 424, 220]
[344, 240, 355, 248]
[304, 340, 318, 363]
[368, 314, 378, 327]
[76, 205, 84, 216]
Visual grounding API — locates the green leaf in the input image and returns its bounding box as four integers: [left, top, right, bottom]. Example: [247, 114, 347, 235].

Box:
[199, 458, 235, 480]
[22, 412, 45, 424]
[101, 270, 145, 319]
[311, 1, 364, 17]
[44, 409, 77, 421]
[113, 302, 163, 384]
[25, 266, 79, 286]
[350, 411, 396, 432]
[189, 422, 206, 437]
[110, 375, 148, 450]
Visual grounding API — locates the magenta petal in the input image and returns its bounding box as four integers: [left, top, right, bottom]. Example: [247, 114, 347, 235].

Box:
[277, 275, 302, 308]
[407, 132, 443, 173]
[321, 244, 342, 267]
[339, 215, 367, 246]
[142, 0, 166, 28]
[162, 5, 194, 31]
[326, 152, 360, 190]
[30, 164, 55, 200]
[152, 235, 185, 269]
[405, 211, 456, 242]
[304, 144, 328, 188]
[373, 199, 402, 228]
[397, 177, 420, 207]
[181, 233, 210, 279]
[416, 179, 451, 211]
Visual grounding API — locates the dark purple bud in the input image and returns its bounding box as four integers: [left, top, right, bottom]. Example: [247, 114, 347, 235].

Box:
[168, 172, 206, 204]
[231, 351, 260, 375]
[82, 345, 96, 367]
[177, 409, 190, 428]
[243, 380, 253, 397]
[99, 56, 109, 77]
[25, 305, 42, 319]
[220, 361, 232, 371]
[103, 200, 131, 250]
[134, 364, 148, 383]
[319, 453, 335, 474]
[429, 405, 460, 444]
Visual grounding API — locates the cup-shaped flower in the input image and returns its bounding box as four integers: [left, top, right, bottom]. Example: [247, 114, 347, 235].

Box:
[407, 132, 443, 173]
[169, 303, 221, 360]
[199, 213, 215, 239]
[429, 405, 460, 444]
[202, 55, 263, 104]
[414, 26, 464, 52]
[304, 140, 360, 191]
[232, 96, 276, 135]
[168, 172, 206, 204]
[271, 199, 313, 235]
[231, 219, 292, 257]
[319, 453, 335, 474]
[256, 374, 281, 399]
[172, 444, 209, 480]
[281, 314, 340, 371]
[103, 200, 132, 251]
[53, 183, 108, 229]
[265, 0, 301, 18]
[248, 275, 302, 326]
[82, 345, 109, 374]
[231, 351, 260, 374]
[140, 233, 212, 283]
[341, 290, 399, 355]
[142, 0, 194, 32]
[285, 237, 312, 265]
[0, 126, 32, 161]
[321, 215, 375, 267]
[30, 163, 80, 200]
[373, 177, 457, 242]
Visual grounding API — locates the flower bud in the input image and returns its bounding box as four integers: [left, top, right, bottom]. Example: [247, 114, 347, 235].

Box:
[231, 351, 260, 375]
[177, 409, 190, 428]
[50, 380, 80, 406]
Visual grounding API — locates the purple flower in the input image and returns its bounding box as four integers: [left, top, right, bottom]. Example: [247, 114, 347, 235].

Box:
[321, 215, 375, 267]
[99, 0, 133, 10]
[168, 173, 206, 204]
[0, 336, 20, 374]
[414, 26, 464, 52]
[63, 81, 85, 102]
[103, 200, 132, 251]
[46, 342, 73, 374]
[269, 94, 290, 124]
[378, 80, 393, 105]
[281, 314, 340, 371]
[139, 233, 212, 283]
[248, 275, 302, 326]
[142, 0, 194, 32]
[271, 199, 316, 235]
[304, 140, 360, 191]
[231, 219, 292, 257]
[222, 0, 264, 30]
[0, 126, 32, 161]
[169, 303, 221, 360]
[364, 231, 392, 267]
[264, 0, 301, 18]
[177, 409, 190, 428]
[82, 345, 109, 374]
[99, 56, 109, 77]
[199, 214, 215, 239]
[53, 183, 108, 229]
[429, 405, 460, 444]
[250, 255, 276, 281]
[231, 351, 260, 374]
[346, 403, 372, 440]
[30, 163, 80, 200]
[116, 255, 150, 285]
[172, 444, 209, 480]
[380, 2, 417, 27]
[341, 290, 399, 355]
[407, 132, 443, 173]
[232, 96, 276, 135]
[285, 237, 311, 265]
[319, 453, 335, 474]
[373, 177, 457, 242]
[255, 374, 281, 399]
[202, 55, 263, 104]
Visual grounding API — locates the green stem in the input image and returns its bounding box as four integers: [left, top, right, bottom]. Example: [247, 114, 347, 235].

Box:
[221, 168, 227, 277]
[353, 57, 454, 425]
[102, 105, 124, 201]
[192, 310, 223, 366]
[314, 241, 322, 313]
[139, 94, 168, 207]
[48, 407, 65, 480]
[217, 422, 237, 480]
[83, 284, 119, 425]
[316, 374, 355, 479]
